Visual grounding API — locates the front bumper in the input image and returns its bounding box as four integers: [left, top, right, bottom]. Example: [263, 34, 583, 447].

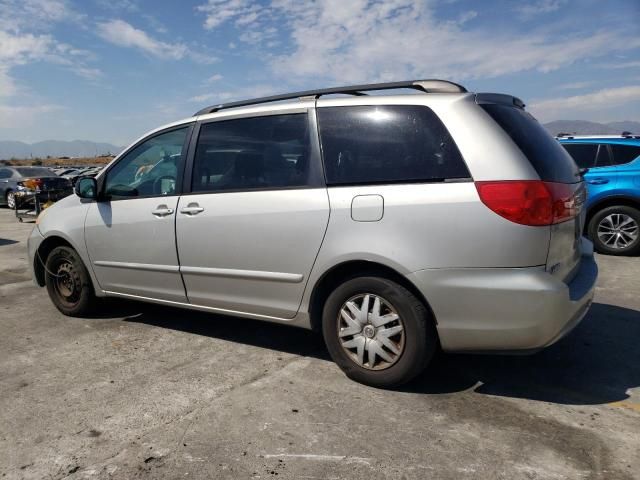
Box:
[407, 239, 598, 352]
[27, 226, 45, 286]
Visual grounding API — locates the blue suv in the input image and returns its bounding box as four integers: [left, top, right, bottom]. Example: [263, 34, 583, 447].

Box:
[558, 134, 640, 255]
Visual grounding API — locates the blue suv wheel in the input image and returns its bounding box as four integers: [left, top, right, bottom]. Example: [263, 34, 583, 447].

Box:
[559, 135, 640, 255]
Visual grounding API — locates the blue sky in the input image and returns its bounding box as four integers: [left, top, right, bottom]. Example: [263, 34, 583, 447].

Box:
[0, 0, 639, 146]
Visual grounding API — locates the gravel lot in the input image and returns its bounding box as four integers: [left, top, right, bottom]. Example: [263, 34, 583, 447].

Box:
[1, 207, 639, 480]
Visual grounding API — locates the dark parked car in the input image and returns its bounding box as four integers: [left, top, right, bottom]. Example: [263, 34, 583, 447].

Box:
[0, 166, 72, 209]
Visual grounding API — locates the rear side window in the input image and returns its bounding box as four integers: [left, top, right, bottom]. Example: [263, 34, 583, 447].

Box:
[192, 114, 312, 192]
[610, 144, 640, 165]
[317, 105, 469, 185]
[561, 143, 611, 169]
[480, 104, 580, 183]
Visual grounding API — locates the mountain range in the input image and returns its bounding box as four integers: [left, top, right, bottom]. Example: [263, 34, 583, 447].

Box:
[1, 119, 639, 159]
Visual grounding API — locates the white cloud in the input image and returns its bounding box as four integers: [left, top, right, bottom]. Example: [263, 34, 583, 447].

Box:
[94, 0, 138, 12]
[195, 0, 640, 85]
[207, 74, 223, 82]
[189, 84, 280, 105]
[529, 85, 640, 122]
[0, 103, 63, 128]
[604, 61, 640, 69]
[556, 81, 593, 90]
[0, 0, 84, 31]
[515, 0, 567, 18]
[0, 29, 101, 91]
[96, 19, 216, 64]
[197, 0, 264, 30]
[96, 19, 188, 60]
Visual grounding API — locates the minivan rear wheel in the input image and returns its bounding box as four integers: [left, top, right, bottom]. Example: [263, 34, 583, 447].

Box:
[322, 276, 436, 388]
[44, 246, 97, 316]
[588, 206, 640, 256]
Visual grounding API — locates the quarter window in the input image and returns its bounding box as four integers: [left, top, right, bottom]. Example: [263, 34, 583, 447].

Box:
[317, 105, 469, 185]
[104, 127, 190, 199]
[610, 144, 640, 165]
[192, 114, 312, 192]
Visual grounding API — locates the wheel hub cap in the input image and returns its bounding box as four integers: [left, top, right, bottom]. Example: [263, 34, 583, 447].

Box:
[363, 324, 376, 338]
[337, 293, 405, 371]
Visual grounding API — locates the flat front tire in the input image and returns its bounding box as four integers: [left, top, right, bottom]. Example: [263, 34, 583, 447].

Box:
[44, 246, 97, 316]
[322, 276, 437, 388]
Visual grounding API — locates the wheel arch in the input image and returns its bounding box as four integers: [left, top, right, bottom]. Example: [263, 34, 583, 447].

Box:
[307, 260, 436, 333]
[586, 195, 640, 228]
[33, 235, 77, 287]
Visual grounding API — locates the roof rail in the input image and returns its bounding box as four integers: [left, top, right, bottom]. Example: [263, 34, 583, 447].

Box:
[194, 79, 467, 116]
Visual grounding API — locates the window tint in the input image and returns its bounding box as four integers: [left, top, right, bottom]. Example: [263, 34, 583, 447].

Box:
[317, 105, 468, 185]
[192, 114, 311, 192]
[480, 104, 580, 183]
[610, 144, 640, 165]
[561, 144, 598, 169]
[105, 127, 189, 198]
[0, 169, 11, 179]
[15, 167, 54, 177]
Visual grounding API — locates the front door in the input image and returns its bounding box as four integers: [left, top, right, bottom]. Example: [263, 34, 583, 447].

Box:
[176, 111, 329, 318]
[85, 125, 192, 302]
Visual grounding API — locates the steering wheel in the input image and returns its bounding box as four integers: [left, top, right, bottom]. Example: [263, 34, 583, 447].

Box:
[153, 175, 176, 195]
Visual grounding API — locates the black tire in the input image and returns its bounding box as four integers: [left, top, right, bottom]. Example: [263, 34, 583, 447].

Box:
[44, 246, 97, 316]
[588, 205, 640, 256]
[322, 276, 437, 388]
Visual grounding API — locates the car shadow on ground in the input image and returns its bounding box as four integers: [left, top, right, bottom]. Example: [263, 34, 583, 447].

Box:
[120, 301, 639, 406]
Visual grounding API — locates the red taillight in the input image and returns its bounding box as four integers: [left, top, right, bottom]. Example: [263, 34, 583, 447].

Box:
[475, 180, 579, 226]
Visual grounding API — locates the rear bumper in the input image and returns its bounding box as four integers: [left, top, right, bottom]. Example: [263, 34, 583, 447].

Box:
[407, 238, 598, 352]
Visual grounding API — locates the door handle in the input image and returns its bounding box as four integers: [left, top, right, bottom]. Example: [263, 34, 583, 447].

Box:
[152, 205, 174, 217]
[180, 203, 204, 215]
[587, 178, 609, 185]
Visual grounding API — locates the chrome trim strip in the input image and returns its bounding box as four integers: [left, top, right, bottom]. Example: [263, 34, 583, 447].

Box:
[93, 261, 179, 273]
[179, 266, 304, 283]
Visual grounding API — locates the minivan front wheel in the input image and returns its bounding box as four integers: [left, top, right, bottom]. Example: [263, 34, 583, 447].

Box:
[588, 206, 640, 256]
[322, 276, 436, 388]
[44, 246, 97, 316]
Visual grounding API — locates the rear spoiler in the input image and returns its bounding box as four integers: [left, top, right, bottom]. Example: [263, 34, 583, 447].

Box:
[475, 93, 526, 109]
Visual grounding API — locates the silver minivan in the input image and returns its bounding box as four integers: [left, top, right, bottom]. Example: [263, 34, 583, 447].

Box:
[28, 80, 597, 387]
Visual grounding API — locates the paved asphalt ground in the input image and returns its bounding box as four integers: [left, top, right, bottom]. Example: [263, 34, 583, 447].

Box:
[0, 207, 639, 480]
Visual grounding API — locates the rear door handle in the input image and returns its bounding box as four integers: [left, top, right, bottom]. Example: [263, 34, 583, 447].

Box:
[180, 203, 204, 215]
[152, 205, 174, 217]
[587, 178, 609, 185]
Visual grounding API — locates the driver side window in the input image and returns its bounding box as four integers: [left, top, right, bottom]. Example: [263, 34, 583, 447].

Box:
[105, 126, 189, 199]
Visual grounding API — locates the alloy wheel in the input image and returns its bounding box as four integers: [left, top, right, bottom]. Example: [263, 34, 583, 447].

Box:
[337, 293, 405, 370]
[597, 213, 639, 249]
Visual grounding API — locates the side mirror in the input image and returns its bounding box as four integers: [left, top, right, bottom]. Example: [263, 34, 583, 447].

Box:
[75, 176, 97, 200]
